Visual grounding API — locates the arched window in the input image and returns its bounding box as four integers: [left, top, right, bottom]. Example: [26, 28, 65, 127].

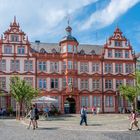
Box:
[52, 48, 57, 54]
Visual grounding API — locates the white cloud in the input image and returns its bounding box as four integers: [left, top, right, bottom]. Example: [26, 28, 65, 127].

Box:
[80, 0, 140, 30]
[0, 0, 97, 39]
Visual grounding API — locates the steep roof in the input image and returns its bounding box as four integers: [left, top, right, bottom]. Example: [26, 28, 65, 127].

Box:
[30, 42, 103, 55]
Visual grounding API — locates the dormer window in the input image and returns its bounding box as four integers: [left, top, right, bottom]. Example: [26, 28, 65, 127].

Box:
[115, 41, 122, 47]
[67, 45, 73, 53]
[11, 34, 19, 42]
[40, 48, 46, 53]
[18, 46, 25, 54]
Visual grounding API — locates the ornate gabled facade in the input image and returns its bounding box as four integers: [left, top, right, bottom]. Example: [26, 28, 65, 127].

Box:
[0, 18, 136, 113]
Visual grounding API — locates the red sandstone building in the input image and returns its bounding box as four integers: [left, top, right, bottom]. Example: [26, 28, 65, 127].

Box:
[0, 18, 136, 113]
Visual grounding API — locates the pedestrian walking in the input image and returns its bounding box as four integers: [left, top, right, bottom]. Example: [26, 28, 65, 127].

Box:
[33, 104, 39, 128]
[80, 106, 88, 126]
[128, 111, 140, 131]
[26, 107, 35, 130]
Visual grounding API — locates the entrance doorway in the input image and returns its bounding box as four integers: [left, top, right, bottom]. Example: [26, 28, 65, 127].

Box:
[64, 97, 76, 114]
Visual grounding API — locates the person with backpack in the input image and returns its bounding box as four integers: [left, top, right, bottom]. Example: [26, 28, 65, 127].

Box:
[128, 110, 140, 131]
[80, 106, 88, 126]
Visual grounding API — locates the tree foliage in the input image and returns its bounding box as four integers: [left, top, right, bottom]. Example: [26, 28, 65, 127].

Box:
[119, 71, 140, 110]
[10, 76, 38, 119]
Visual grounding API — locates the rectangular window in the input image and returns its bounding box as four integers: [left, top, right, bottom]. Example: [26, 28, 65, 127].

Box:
[0, 60, 6, 71]
[93, 96, 101, 107]
[108, 50, 112, 57]
[4, 45, 12, 54]
[38, 79, 47, 89]
[11, 34, 19, 42]
[62, 61, 66, 70]
[38, 61, 47, 71]
[74, 62, 77, 70]
[24, 60, 33, 71]
[0, 77, 6, 89]
[80, 62, 88, 72]
[115, 41, 122, 47]
[68, 61, 73, 69]
[92, 79, 100, 90]
[92, 63, 99, 72]
[18, 46, 25, 54]
[105, 96, 113, 107]
[51, 78, 59, 89]
[67, 45, 73, 53]
[50, 62, 59, 72]
[105, 79, 113, 89]
[24, 77, 33, 86]
[105, 64, 112, 73]
[125, 64, 133, 73]
[126, 80, 134, 86]
[11, 60, 20, 71]
[115, 64, 123, 73]
[62, 78, 66, 88]
[81, 96, 89, 107]
[80, 79, 88, 90]
[125, 51, 129, 58]
[115, 50, 122, 58]
[116, 80, 123, 89]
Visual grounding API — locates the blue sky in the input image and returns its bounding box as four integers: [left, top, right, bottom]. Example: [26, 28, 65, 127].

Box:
[0, 0, 140, 52]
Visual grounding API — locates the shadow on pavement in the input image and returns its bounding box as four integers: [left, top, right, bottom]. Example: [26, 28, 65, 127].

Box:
[88, 124, 102, 126]
[36, 127, 59, 130]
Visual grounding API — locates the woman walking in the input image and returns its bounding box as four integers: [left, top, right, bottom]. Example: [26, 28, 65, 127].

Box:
[128, 111, 140, 131]
[27, 107, 35, 130]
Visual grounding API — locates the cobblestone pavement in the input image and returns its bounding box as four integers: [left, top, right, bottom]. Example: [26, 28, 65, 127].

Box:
[0, 114, 140, 140]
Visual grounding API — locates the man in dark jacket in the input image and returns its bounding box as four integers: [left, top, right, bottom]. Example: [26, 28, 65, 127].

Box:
[80, 106, 88, 126]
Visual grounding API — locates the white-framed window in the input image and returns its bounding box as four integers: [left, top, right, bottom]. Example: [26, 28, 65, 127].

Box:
[74, 46, 77, 53]
[50, 62, 59, 72]
[116, 80, 123, 89]
[4, 45, 12, 54]
[115, 41, 122, 47]
[105, 79, 113, 89]
[67, 45, 73, 53]
[24, 60, 33, 71]
[62, 61, 66, 70]
[68, 61, 73, 69]
[115, 50, 122, 58]
[81, 96, 89, 107]
[105, 96, 114, 107]
[51, 78, 59, 89]
[24, 77, 33, 86]
[92, 63, 99, 72]
[74, 61, 77, 70]
[80, 79, 88, 90]
[11, 34, 19, 42]
[38, 61, 47, 71]
[0, 77, 6, 89]
[0, 60, 6, 71]
[38, 79, 47, 89]
[126, 80, 134, 86]
[93, 96, 101, 107]
[62, 78, 66, 88]
[125, 64, 133, 73]
[125, 50, 129, 58]
[80, 62, 88, 72]
[17, 46, 25, 54]
[105, 64, 112, 73]
[11, 60, 20, 71]
[108, 50, 112, 57]
[92, 79, 100, 90]
[115, 64, 123, 73]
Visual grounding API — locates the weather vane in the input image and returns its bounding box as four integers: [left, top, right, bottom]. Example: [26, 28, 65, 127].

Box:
[66, 13, 70, 26]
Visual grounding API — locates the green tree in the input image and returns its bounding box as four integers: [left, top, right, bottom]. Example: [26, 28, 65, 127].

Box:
[10, 76, 38, 119]
[119, 71, 140, 111]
